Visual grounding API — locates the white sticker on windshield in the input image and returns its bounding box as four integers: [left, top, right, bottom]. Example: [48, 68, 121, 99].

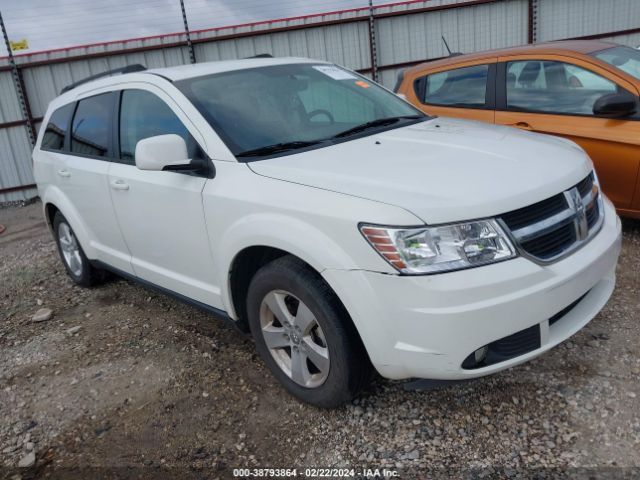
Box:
[313, 65, 357, 80]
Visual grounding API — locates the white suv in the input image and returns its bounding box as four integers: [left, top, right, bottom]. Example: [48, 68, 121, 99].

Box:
[33, 57, 621, 407]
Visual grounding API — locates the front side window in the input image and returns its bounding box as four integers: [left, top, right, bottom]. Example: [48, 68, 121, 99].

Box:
[420, 64, 489, 107]
[71, 93, 113, 158]
[42, 103, 74, 151]
[592, 46, 640, 81]
[177, 63, 423, 159]
[119, 89, 199, 164]
[506, 60, 618, 115]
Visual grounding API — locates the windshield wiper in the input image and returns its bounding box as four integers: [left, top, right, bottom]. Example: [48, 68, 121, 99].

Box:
[331, 115, 425, 139]
[236, 140, 323, 158]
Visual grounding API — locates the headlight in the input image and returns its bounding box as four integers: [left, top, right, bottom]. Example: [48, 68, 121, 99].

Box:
[360, 220, 517, 274]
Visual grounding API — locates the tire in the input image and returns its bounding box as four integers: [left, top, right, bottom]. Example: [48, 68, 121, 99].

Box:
[53, 212, 105, 287]
[246, 255, 372, 408]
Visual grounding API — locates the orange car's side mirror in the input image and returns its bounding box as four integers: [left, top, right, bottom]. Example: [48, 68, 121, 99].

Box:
[593, 92, 637, 118]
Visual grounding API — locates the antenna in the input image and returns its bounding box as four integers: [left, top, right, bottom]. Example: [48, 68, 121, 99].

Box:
[442, 36, 452, 56]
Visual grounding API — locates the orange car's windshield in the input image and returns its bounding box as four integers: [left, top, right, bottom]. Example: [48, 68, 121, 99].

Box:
[592, 46, 640, 81]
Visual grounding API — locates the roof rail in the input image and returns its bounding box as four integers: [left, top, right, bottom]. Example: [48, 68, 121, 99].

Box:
[60, 64, 147, 94]
[245, 53, 273, 59]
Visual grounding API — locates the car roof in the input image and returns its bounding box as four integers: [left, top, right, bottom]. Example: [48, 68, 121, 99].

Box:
[406, 40, 620, 74]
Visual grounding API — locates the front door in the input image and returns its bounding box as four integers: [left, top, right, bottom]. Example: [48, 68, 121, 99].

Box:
[107, 87, 219, 307]
[495, 57, 640, 211]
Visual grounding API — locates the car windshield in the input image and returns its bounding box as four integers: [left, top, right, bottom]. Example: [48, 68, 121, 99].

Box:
[592, 46, 640, 81]
[177, 63, 426, 159]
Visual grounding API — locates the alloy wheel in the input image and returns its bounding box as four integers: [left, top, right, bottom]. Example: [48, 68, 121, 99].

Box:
[58, 222, 83, 277]
[259, 290, 330, 388]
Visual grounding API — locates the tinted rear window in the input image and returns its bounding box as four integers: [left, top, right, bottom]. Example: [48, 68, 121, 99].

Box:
[71, 93, 113, 158]
[41, 103, 74, 151]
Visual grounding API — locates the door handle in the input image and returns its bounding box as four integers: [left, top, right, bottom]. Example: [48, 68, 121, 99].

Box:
[57, 169, 71, 178]
[110, 179, 130, 191]
[508, 121, 533, 130]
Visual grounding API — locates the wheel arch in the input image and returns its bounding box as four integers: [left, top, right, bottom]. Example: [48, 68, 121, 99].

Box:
[41, 186, 95, 259]
[227, 246, 371, 367]
[218, 213, 367, 318]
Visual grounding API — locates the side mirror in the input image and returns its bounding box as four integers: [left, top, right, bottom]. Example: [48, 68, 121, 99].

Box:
[135, 134, 214, 177]
[593, 92, 637, 118]
[135, 134, 193, 172]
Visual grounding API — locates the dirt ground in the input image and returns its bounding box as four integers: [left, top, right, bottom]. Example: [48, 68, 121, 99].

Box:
[0, 200, 638, 479]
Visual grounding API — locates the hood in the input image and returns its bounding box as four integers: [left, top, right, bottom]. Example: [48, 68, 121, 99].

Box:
[248, 117, 593, 224]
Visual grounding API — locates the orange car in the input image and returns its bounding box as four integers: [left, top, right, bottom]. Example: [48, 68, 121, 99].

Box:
[396, 40, 640, 218]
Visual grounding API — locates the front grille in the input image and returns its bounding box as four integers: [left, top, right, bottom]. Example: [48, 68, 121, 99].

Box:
[521, 222, 576, 260]
[501, 194, 568, 231]
[499, 172, 603, 263]
[586, 198, 600, 229]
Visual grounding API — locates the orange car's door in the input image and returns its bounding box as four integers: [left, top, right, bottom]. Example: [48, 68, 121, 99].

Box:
[403, 60, 496, 123]
[494, 55, 640, 213]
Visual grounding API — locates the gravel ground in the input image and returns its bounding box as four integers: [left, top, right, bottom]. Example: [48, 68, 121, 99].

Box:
[0, 200, 639, 479]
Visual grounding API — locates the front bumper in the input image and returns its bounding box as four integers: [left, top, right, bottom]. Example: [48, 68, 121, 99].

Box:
[323, 199, 622, 380]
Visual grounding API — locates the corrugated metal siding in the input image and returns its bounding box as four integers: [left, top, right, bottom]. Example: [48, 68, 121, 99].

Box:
[194, 22, 371, 69]
[599, 32, 640, 49]
[379, 66, 406, 91]
[0, 71, 23, 124]
[191, 8, 367, 42]
[0, 126, 35, 203]
[0, 69, 35, 203]
[536, 0, 640, 42]
[376, 0, 527, 71]
[10, 35, 191, 67]
[373, 0, 476, 11]
[22, 46, 191, 118]
[2, 0, 640, 201]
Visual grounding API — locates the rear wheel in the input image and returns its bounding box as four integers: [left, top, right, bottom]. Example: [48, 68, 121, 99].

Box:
[53, 212, 104, 287]
[246, 256, 371, 408]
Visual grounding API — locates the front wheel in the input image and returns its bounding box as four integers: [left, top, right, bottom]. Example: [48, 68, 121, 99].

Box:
[246, 256, 372, 408]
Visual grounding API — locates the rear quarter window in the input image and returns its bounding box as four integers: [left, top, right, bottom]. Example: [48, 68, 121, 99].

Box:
[41, 103, 74, 151]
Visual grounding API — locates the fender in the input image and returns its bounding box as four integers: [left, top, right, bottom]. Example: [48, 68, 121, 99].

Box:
[41, 185, 96, 260]
[216, 212, 362, 317]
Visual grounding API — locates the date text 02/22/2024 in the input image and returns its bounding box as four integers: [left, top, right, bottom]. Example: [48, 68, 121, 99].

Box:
[232, 468, 400, 477]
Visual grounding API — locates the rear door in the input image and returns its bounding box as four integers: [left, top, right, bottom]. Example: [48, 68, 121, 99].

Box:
[494, 56, 640, 211]
[50, 92, 133, 274]
[406, 60, 497, 123]
[107, 85, 219, 307]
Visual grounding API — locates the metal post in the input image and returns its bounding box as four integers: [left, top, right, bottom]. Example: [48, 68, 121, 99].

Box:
[528, 0, 538, 44]
[367, 0, 379, 82]
[0, 10, 36, 147]
[179, 0, 197, 64]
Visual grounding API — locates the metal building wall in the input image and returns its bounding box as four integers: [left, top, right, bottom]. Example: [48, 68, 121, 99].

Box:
[1, 0, 640, 202]
[0, 69, 36, 202]
[376, 0, 528, 87]
[193, 22, 372, 71]
[599, 32, 640, 49]
[21, 45, 192, 118]
[536, 0, 640, 42]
